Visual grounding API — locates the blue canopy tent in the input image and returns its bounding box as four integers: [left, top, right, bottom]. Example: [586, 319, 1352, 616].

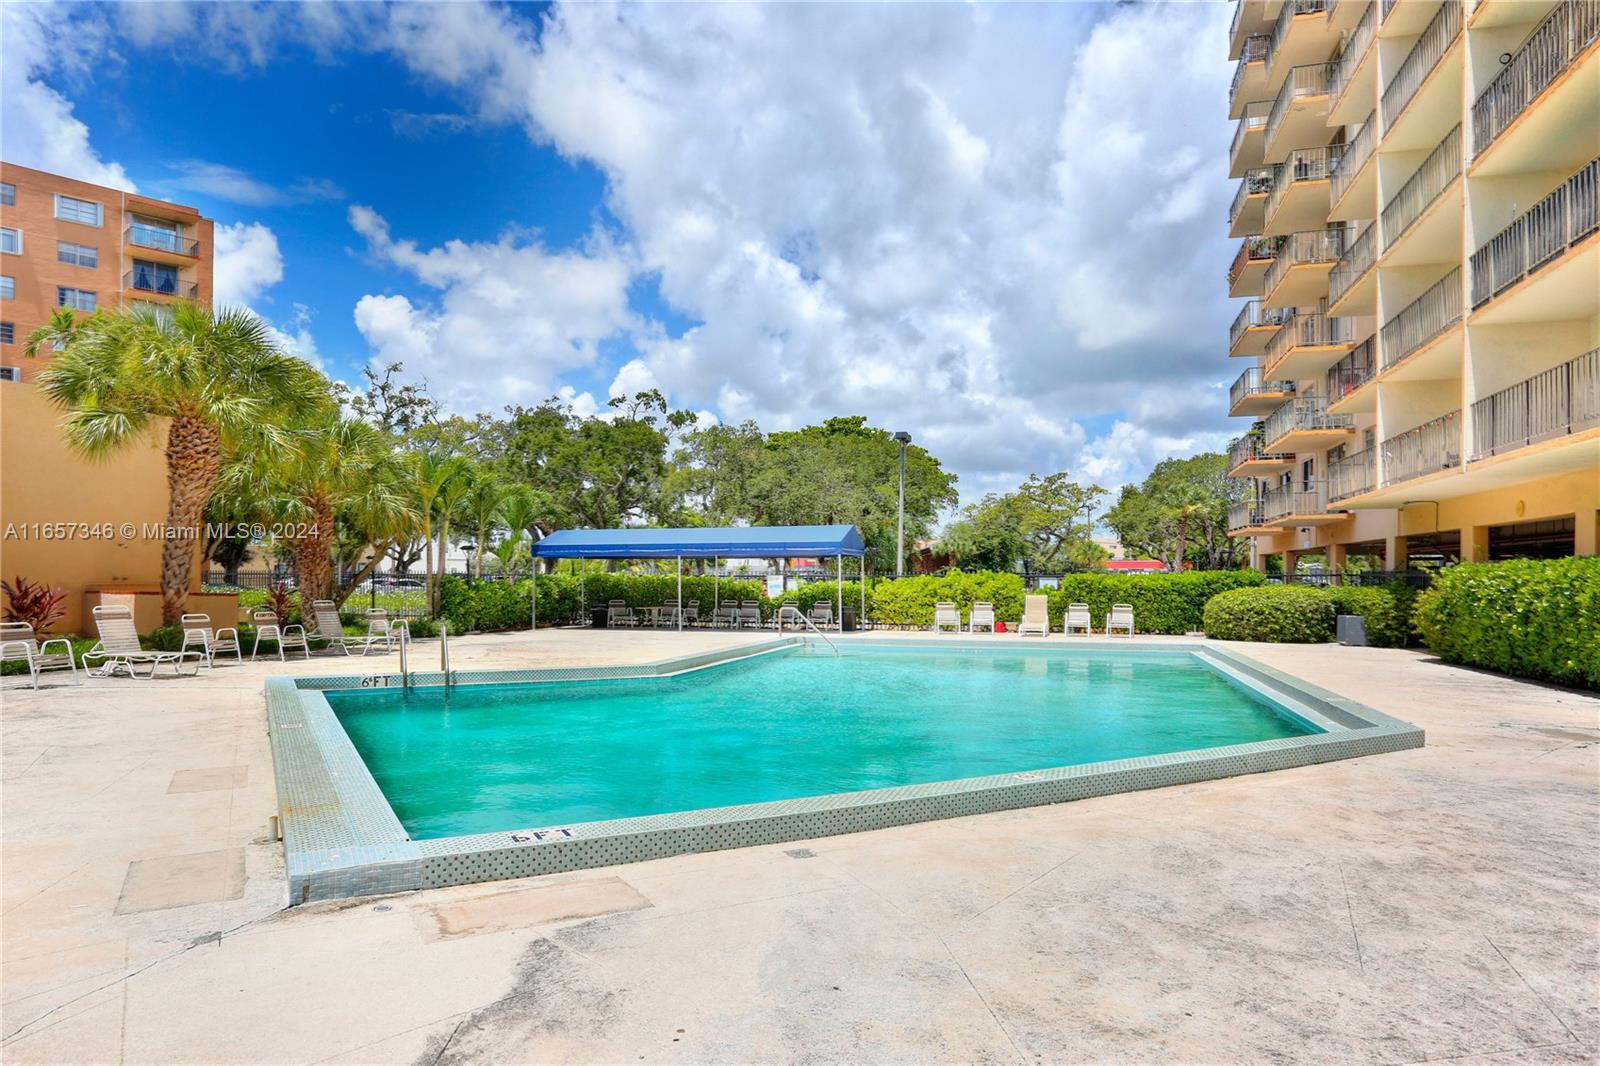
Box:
[528, 525, 868, 631]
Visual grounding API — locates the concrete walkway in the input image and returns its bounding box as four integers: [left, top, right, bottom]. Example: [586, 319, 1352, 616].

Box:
[1, 630, 1595, 1064]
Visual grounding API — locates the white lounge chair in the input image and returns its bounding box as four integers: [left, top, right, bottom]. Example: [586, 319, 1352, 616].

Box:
[606, 600, 637, 627]
[683, 600, 701, 626]
[0, 621, 80, 688]
[932, 602, 962, 633]
[310, 600, 391, 656]
[777, 600, 804, 630]
[1063, 603, 1093, 636]
[1017, 594, 1050, 637]
[365, 608, 400, 651]
[710, 603, 739, 628]
[808, 601, 833, 629]
[968, 602, 996, 633]
[180, 612, 241, 667]
[250, 608, 310, 661]
[1106, 603, 1136, 638]
[83, 605, 198, 678]
[738, 601, 762, 629]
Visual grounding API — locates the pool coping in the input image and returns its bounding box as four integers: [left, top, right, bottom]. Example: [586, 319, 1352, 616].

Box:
[265, 637, 1425, 904]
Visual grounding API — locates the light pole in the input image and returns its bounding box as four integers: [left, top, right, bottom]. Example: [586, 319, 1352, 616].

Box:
[893, 431, 912, 577]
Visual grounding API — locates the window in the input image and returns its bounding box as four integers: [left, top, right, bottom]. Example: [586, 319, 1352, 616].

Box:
[130, 260, 179, 295]
[0, 228, 20, 255]
[0, 322, 13, 345]
[57, 287, 96, 312]
[0, 276, 12, 300]
[0, 182, 14, 206]
[53, 194, 102, 226]
[57, 241, 97, 268]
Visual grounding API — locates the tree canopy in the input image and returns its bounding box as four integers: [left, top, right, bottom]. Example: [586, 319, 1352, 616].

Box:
[1103, 453, 1249, 570]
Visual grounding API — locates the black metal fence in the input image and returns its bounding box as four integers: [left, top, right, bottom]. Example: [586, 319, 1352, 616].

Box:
[1266, 569, 1437, 590]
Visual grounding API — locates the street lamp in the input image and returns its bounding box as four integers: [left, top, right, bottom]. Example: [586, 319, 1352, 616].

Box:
[893, 431, 912, 577]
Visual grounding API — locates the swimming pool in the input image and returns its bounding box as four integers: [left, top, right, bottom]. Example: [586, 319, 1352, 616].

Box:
[265, 637, 1424, 902]
[327, 645, 1318, 840]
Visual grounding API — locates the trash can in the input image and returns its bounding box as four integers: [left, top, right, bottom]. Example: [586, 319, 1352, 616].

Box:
[841, 606, 857, 632]
[591, 606, 609, 629]
[1336, 614, 1366, 646]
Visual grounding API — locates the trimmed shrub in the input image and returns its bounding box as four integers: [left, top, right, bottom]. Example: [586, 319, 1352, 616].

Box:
[1414, 557, 1600, 689]
[867, 570, 1026, 626]
[1321, 581, 1417, 649]
[1203, 586, 1336, 643]
[1044, 570, 1266, 635]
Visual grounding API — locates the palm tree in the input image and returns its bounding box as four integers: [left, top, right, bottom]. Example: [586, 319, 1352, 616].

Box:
[1170, 500, 1207, 573]
[26, 303, 322, 623]
[407, 450, 468, 615]
[432, 464, 476, 611]
[498, 487, 551, 573]
[461, 475, 518, 579]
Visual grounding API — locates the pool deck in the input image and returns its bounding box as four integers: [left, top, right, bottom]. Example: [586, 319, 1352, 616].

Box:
[2, 629, 1596, 1064]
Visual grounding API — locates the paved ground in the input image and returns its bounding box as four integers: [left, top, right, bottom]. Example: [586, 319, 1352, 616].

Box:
[2, 629, 1596, 1064]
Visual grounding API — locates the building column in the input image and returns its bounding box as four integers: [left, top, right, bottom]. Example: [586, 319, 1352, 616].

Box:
[1461, 525, 1491, 562]
[1384, 534, 1408, 571]
[1283, 550, 1300, 576]
[1577, 510, 1599, 557]
[1325, 542, 1347, 576]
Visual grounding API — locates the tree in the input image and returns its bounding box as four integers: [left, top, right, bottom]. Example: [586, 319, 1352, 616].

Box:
[25, 303, 322, 623]
[408, 450, 469, 614]
[460, 474, 518, 579]
[335, 361, 439, 433]
[942, 473, 1105, 573]
[1104, 453, 1249, 570]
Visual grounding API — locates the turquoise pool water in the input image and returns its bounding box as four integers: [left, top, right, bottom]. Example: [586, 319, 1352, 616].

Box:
[325, 646, 1318, 840]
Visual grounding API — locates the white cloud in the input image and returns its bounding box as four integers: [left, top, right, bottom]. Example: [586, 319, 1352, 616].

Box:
[213, 222, 285, 306]
[166, 161, 343, 206]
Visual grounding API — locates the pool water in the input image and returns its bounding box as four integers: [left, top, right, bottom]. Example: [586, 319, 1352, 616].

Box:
[325, 646, 1318, 840]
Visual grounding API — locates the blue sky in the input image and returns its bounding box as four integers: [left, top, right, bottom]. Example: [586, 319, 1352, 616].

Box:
[3, 1, 1238, 502]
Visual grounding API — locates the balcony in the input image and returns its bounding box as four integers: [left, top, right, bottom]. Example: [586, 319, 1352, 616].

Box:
[1230, 166, 1277, 238]
[1229, 299, 1293, 355]
[1263, 480, 1344, 525]
[1329, 111, 1378, 221]
[1379, 0, 1463, 148]
[1261, 228, 1342, 308]
[1229, 365, 1298, 416]
[1380, 267, 1462, 380]
[1329, 1, 1379, 125]
[1267, 0, 1334, 86]
[1472, 0, 1600, 168]
[1380, 0, 1441, 36]
[1469, 155, 1599, 320]
[1381, 410, 1462, 487]
[1263, 311, 1358, 380]
[1470, 346, 1600, 461]
[1326, 337, 1378, 412]
[1264, 145, 1344, 236]
[1379, 125, 1463, 264]
[1230, 33, 1273, 118]
[124, 222, 200, 259]
[1328, 448, 1376, 502]
[1227, 429, 1296, 476]
[1231, 0, 1275, 58]
[1328, 222, 1377, 313]
[1229, 235, 1281, 298]
[1263, 62, 1336, 164]
[1227, 499, 1280, 536]
[123, 268, 198, 300]
[1229, 101, 1273, 178]
[1262, 394, 1356, 452]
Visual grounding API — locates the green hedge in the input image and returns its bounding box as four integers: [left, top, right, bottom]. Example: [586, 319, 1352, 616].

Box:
[1043, 571, 1266, 635]
[1414, 557, 1600, 689]
[1203, 586, 1336, 643]
[866, 571, 1027, 626]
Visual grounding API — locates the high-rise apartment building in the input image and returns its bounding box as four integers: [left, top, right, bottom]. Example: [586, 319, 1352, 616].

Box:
[0, 161, 217, 632]
[1224, 0, 1599, 572]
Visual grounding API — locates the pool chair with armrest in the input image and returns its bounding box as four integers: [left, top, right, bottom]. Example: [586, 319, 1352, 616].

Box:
[310, 600, 392, 655]
[710, 603, 739, 628]
[365, 609, 400, 651]
[968, 602, 996, 633]
[250, 609, 310, 661]
[0, 621, 80, 688]
[180, 612, 241, 667]
[683, 600, 701, 626]
[1063, 603, 1093, 636]
[1017, 595, 1050, 637]
[777, 601, 804, 630]
[82, 605, 200, 678]
[932, 602, 962, 633]
[1106, 604, 1136, 638]
[808, 601, 833, 629]
[607, 600, 638, 627]
[738, 601, 763, 629]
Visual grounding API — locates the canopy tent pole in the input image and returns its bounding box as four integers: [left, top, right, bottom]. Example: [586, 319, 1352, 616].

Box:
[531, 562, 538, 631]
[714, 562, 719, 611]
[676, 555, 683, 631]
[836, 553, 843, 631]
[579, 560, 586, 624]
[860, 556, 866, 628]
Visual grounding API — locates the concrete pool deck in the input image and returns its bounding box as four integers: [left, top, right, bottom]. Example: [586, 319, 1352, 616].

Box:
[2, 629, 1596, 1064]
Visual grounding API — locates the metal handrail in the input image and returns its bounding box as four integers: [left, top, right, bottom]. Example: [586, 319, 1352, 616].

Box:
[1328, 222, 1376, 306]
[1263, 394, 1355, 447]
[1228, 428, 1291, 469]
[1380, 125, 1461, 252]
[1331, 2, 1377, 107]
[783, 606, 839, 654]
[1473, 0, 1600, 159]
[1328, 449, 1376, 501]
[1470, 156, 1599, 308]
[1231, 33, 1272, 112]
[1262, 228, 1342, 304]
[1229, 234, 1281, 289]
[1231, 365, 1295, 409]
[1230, 101, 1272, 170]
[1269, 0, 1330, 75]
[1264, 311, 1355, 378]
[1381, 0, 1462, 128]
[1326, 337, 1376, 404]
[1265, 62, 1336, 151]
[1262, 481, 1328, 520]
[1381, 410, 1462, 486]
[1266, 146, 1344, 225]
[124, 223, 200, 257]
[1330, 111, 1377, 207]
[1228, 500, 1266, 531]
[123, 268, 198, 299]
[397, 622, 411, 690]
[1381, 267, 1461, 370]
[1231, 166, 1277, 227]
[1470, 346, 1600, 460]
[439, 621, 451, 686]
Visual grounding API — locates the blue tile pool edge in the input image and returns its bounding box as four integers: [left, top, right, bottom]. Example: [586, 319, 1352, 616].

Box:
[265, 638, 1424, 904]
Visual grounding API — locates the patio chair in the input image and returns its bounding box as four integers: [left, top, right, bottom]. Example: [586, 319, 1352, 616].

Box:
[180, 612, 242, 667]
[683, 599, 701, 626]
[0, 621, 80, 688]
[82, 605, 199, 678]
[710, 603, 739, 628]
[365, 608, 400, 651]
[250, 608, 310, 661]
[659, 599, 682, 628]
[1017, 595, 1050, 637]
[738, 601, 762, 629]
[808, 601, 833, 629]
[777, 600, 803, 630]
[309, 600, 390, 656]
[1063, 603, 1093, 636]
[932, 602, 962, 633]
[1106, 603, 1136, 638]
[607, 600, 638, 627]
[968, 602, 995, 633]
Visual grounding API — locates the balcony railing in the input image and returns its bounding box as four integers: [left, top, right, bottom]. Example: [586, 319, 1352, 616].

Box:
[1328, 448, 1376, 501]
[1470, 346, 1600, 460]
[1329, 111, 1376, 207]
[1380, 125, 1462, 252]
[1266, 145, 1345, 224]
[1229, 430, 1291, 470]
[1230, 366, 1296, 410]
[1231, 34, 1273, 111]
[1331, 2, 1377, 107]
[1381, 0, 1400, 23]
[1263, 394, 1355, 446]
[1269, 0, 1331, 74]
[1228, 500, 1267, 532]
[1381, 410, 1462, 486]
[125, 223, 200, 258]
[1326, 337, 1377, 404]
[1472, 0, 1600, 159]
[1469, 156, 1600, 308]
[1328, 222, 1376, 306]
[123, 269, 198, 299]
[1230, 101, 1272, 166]
[1230, 166, 1277, 227]
[1265, 62, 1336, 150]
[1262, 228, 1343, 300]
[1263, 481, 1328, 520]
[1229, 299, 1293, 348]
[1381, 0, 1462, 128]
[1380, 266, 1461, 370]
[1229, 234, 1281, 287]
[1264, 311, 1356, 375]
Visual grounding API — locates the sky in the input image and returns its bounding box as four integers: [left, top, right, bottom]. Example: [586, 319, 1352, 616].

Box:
[2, 0, 1241, 508]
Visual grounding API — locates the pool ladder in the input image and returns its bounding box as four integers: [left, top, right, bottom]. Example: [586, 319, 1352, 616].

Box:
[783, 608, 838, 655]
